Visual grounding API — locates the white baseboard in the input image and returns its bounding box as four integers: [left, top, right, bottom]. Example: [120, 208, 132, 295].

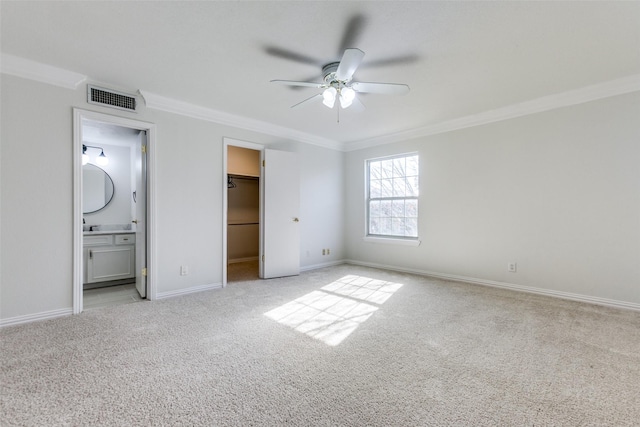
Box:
[5, 262, 636, 327]
[345, 259, 640, 312]
[155, 282, 223, 300]
[300, 259, 346, 272]
[0, 308, 73, 328]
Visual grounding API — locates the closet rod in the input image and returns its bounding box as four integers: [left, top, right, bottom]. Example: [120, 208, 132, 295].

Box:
[228, 174, 259, 180]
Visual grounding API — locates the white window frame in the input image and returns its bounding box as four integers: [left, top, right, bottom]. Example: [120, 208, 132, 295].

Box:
[364, 153, 421, 246]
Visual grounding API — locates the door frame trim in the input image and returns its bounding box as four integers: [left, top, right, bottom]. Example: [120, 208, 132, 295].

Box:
[72, 108, 157, 313]
[222, 137, 264, 287]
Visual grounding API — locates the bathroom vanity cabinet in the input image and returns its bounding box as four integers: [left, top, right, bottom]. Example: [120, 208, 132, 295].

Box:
[83, 233, 135, 284]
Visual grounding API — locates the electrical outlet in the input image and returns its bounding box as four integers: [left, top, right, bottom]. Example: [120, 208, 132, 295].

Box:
[322, 249, 326, 256]
[180, 265, 189, 276]
[507, 262, 517, 273]
[327, 248, 330, 255]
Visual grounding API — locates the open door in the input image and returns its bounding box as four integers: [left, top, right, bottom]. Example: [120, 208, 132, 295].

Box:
[134, 131, 147, 298]
[261, 149, 300, 279]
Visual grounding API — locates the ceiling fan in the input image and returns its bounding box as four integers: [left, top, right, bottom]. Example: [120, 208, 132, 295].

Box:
[271, 48, 410, 110]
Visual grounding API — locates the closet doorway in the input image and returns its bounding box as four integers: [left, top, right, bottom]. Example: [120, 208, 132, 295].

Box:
[223, 137, 300, 285]
[226, 145, 261, 282]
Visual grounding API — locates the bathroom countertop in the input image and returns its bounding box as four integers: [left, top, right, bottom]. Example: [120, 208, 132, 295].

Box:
[83, 230, 134, 236]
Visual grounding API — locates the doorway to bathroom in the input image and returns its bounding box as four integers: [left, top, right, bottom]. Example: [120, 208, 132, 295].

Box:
[73, 109, 156, 314]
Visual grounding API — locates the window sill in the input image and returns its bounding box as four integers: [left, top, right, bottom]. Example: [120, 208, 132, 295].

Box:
[363, 236, 421, 246]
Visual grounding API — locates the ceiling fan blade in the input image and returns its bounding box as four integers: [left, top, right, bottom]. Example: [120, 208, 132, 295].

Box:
[338, 14, 368, 55]
[291, 94, 323, 109]
[351, 81, 410, 95]
[335, 48, 365, 81]
[263, 46, 321, 66]
[284, 74, 325, 91]
[271, 80, 325, 89]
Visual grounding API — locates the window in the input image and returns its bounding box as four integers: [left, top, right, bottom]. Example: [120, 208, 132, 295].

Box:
[367, 153, 419, 239]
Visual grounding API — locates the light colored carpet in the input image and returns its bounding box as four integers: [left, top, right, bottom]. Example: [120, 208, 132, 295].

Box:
[1, 264, 639, 426]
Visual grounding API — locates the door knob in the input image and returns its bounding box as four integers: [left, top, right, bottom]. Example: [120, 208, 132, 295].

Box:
[132, 220, 138, 224]
[293, 217, 299, 222]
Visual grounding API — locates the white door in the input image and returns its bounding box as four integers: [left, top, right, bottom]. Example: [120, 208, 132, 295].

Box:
[134, 131, 147, 298]
[261, 149, 300, 279]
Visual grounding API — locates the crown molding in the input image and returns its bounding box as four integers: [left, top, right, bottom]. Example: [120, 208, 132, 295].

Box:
[0, 53, 87, 89]
[3, 53, 638, 152]
[138, 90, 342, 151]
[344, 73, 640, 152]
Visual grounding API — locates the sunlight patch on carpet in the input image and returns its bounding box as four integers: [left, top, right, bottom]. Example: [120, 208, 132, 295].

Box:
[264, 275, 403, 346]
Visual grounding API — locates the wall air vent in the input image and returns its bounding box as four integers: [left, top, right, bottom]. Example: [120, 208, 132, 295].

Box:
[87, 85, 137, 112]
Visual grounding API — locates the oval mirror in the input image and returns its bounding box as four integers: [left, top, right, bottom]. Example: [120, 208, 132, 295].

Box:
[83, 163, 115, 214]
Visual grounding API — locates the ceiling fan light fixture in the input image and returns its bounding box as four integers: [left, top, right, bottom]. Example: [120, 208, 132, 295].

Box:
[341, 87, 355, 101]
[322, 87, 337, 108]
[271, 48, 409, 112]
[339, 95, 352, 109]
[339, 87, 355, 108]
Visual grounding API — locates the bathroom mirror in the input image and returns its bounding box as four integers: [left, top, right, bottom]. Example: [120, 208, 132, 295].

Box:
[83, 163, 115, 214]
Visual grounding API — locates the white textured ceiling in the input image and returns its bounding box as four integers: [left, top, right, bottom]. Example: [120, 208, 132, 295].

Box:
[83, 120, 141, 147]
[2, 1, 639, 147]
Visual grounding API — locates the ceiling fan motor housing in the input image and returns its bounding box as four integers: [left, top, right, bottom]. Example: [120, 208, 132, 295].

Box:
[323, 62, 343, 86]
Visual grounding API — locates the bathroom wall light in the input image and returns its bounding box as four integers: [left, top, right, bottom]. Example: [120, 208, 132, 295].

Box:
[82, 144, 109, 166]
[82, 146, 89, 165]
[96, 150, 109, 166]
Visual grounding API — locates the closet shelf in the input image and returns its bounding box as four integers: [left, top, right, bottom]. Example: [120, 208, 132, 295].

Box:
[228, 174, 259, 180]
[228, 222, 260, 226]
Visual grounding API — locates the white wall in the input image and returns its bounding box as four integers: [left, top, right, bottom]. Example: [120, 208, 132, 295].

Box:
[345, 92, 640, 306]
[3, 70, 636, 324]
[1, 77, 77, 319]
[0, 74, 346, 322]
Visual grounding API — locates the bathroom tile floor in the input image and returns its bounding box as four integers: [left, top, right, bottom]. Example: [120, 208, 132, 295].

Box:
[84, 283, 143, 310]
